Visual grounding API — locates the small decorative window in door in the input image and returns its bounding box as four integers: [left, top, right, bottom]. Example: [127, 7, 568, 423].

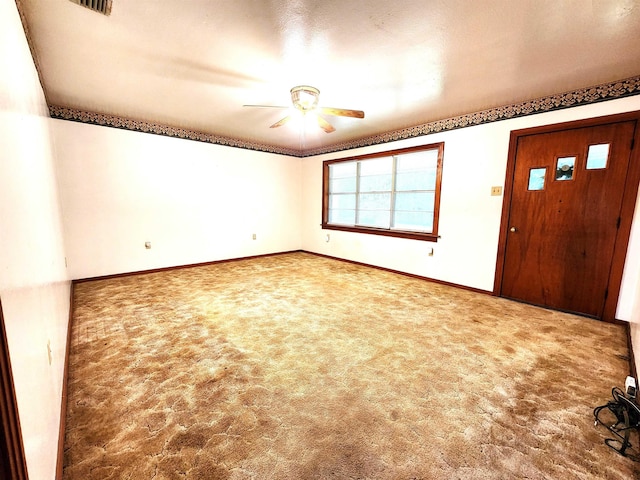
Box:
[555, 156, 576, 181]
[528, 167, 547, 191]
[586, 143, 610, 169]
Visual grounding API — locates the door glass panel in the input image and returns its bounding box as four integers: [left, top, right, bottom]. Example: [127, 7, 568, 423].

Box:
[528, 167, 546, 191]
[586, 143, 610, 169]
[555, 156, 576, 181]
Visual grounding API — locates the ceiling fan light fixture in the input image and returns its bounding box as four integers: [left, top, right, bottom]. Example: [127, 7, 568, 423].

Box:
[246, 85, 363, 134]
[291, 85, 320, 113]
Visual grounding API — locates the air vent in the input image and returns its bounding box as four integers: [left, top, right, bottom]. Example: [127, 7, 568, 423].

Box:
[69, 0, 112, 16]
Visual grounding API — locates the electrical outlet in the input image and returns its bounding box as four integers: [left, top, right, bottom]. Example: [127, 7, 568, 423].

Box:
[252, 233, 257, 240]
[491, 186, 503, 196]
[626, 376, 637, 397]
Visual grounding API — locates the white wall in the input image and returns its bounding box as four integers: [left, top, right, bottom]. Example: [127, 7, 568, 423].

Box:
[632, 322, 640, 379]
[53, 121, 302, 279]
[0, 1, 71, 479]
[625, 191, 640, 376]
[301, 96, 640, 319]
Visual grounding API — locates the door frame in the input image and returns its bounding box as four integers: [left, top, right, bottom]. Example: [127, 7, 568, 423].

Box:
[494, 111, 640, 323]
[0, 299, 29, 479]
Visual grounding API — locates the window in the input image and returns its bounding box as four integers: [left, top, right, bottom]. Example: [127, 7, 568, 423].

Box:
[322, 143, 444, 241]
[555, 157, 575, 181]
[528, 167, 547, 190]
[586, 143, 610, 169]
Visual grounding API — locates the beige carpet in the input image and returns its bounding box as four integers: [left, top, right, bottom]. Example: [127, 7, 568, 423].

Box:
[63, 252, 638, 479]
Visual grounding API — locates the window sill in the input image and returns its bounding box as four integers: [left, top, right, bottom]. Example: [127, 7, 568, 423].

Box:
[321, 223, 439, 242]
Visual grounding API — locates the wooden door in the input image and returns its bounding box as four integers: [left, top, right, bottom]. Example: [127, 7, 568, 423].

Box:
[500, 121, 636, 318]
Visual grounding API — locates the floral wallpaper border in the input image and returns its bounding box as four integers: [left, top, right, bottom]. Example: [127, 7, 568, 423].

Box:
[49, 75, 640, 158]
[303, 75, 640, 157]
[48, 106, 302, 157]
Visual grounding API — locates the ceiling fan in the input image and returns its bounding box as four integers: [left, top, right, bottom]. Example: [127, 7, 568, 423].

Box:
[244, 85, 364, 133]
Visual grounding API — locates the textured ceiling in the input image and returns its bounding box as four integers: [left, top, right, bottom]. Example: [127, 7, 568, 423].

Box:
[17, 0, 640, 156]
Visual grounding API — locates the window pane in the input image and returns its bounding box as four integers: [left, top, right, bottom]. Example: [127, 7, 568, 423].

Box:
[396, 151, 438, 191]
[586, 143, 609, 169]
[396, 150, 438, 171]
[360, 173, 392, 192]
[555, 156, 575, 181]
[357, 210, 390, 228]
[393, 211, 433, 232]
[359, 157, 392, 176]
[330, 177, 356, 193]
[330, 161, 357, 178]
[358, 193, 391, 211]
[395, 192, 435, 212]
[329, 162, 357, 193]
[329, 193, 356, 210]
[359, 156, 393, 192]
[528, 168, 546, 191]
[396, 171, 437, 191]
[358, 193, 391, 228]
[329, 208, 355, 225]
